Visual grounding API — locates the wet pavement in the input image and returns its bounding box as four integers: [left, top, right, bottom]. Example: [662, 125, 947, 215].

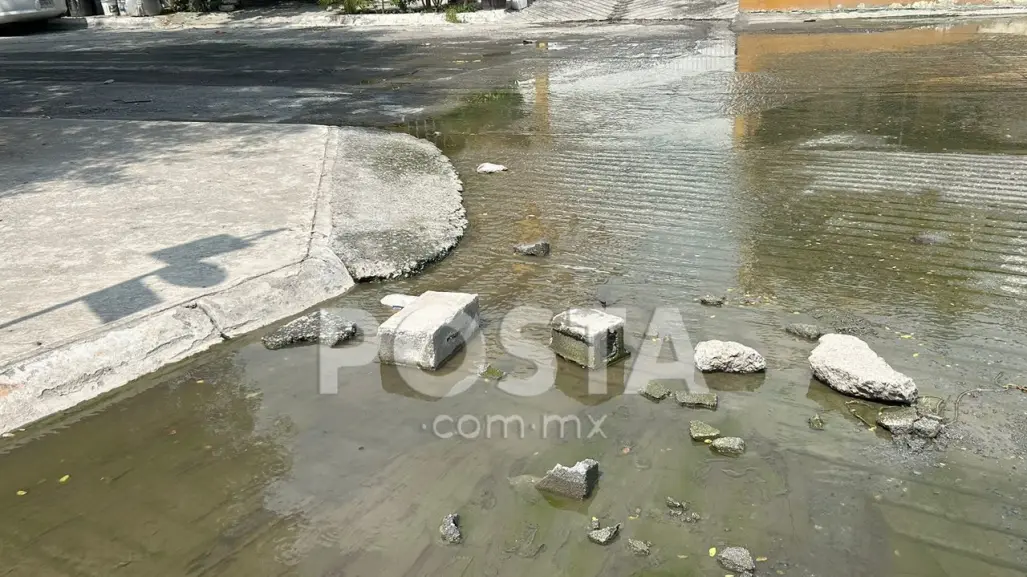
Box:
[4, 17, 1027, 577]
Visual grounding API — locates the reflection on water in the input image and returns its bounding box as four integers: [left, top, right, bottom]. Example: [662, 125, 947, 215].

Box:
[3, 19, 1027, 577]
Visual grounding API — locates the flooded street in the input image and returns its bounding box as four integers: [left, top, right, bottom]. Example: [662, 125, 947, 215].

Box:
[4, 18, 1027, 576]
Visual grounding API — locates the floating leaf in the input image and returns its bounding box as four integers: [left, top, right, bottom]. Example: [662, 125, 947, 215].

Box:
[704, 439, 713, 444]
[709, 547, 717, 557]
[59, 475, 70, 484]
[756, 556, 768, 562]
[628, 515, 639, 520]
[912, 353, 919, 358]
[15, 490, 26, 496]
[677, 554, 689, 559]
[900, 335, 913, 339]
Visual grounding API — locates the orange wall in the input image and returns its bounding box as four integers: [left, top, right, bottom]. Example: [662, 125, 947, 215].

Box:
[741, 0, 998, 10]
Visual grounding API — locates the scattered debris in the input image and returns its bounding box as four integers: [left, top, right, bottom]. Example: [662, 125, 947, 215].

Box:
[681, 511, 701, 523]
[876, 407, 918, 434]
[717, 547, 756, 573]
[476, 162, 507, 173]
[689, 420, 721, 441]
[589, 516, 600, 530]
[711, 437, 746, 456]
[381, 293, 417, 310]
[550, 309, 628, 370]
[700, 294, 726, 306]
[479, 364, 506, 381]
[262, 310, 356, 350]
[379, 291, 480, 370]
[808, 414, 826, 430]
[665, 496, 686, 510]
[809, 334, 918, 404]
[785, 323, 824, 341]
[514, 240, 551, 257]
[641, 381, 671, 402]
[675, 391, 719, 410]
[440, 513, 462, 544]
[535, 458, 600, 500]
[911, 416, 944, 438]
[627, 538, 651, 556]
[694, 340, 766, 373]
[588, 523, 620, 545]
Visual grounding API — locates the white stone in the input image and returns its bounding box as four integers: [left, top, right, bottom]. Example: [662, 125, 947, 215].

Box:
[694, 340, 766, 373]
[378, 291, 480, 370]
[549, 308, 626, 370]
[475, 162, 507, 173]
[809, 334, 918, 404]
[381, 293, 417, 310]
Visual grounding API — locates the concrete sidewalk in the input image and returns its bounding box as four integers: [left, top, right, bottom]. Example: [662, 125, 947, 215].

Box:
[0, 118, 465, 433]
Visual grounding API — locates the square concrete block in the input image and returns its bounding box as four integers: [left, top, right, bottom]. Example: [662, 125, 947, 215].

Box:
[378, 291, 480, 370]
[549, 308, 627, 369]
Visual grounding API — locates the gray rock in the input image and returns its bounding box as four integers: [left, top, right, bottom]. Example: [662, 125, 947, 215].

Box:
[262, 310, 356, 350]
[640, 381, 671, 402]
[809, 334, 918, 404]
[700, 294, 726, 306]
[710, 437, 746, 456]
[513, 240, 550, 257]
[876, 407, 918, 433]
[675, 391, 719, 410]
[694, 340, 766, 373]
[689, 420, 721, 441]
[912, 416, 944, 438]
[808, 414, 826, 430]
[549, 308, 627, 370]
[786, 323, 824, 341]
[378, 291, 480, 370]
[587, 523, 620, 545]
[915, 396, 945, 419]
[717, 546, 756, 572]
[440, 513, 462, 544]
[665, 496, 686, 510]
[535, 458, 599, 500]
[627, 538, 651, 556]
[682, 511, 701, 523]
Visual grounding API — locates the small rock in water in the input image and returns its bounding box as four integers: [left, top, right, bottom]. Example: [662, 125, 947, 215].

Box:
[809, 334, 918, 404]
[711, 437, 746, 456]
[915, 396, 944, 419]
[262, 310, 356, 350]
[786, 323, 824, 341]
[876, 407, 919, 434]
[700, 294, 726, 306]
[587, 523, 620, 545]
[665, 496, 686, 510]
[513, 239, 550, 257]
[689, 420, 721, 441]
[476, 162, 507, 173]
[535, 458, 599, 500]
[439, 513, 462, 544]
[627, 538, 651, 556]
[479, 364, 506, 380]
[640, 381, 671, 402]
[912, 416, 944, 438]
[381, 293, 417, 309]
[695, 340, 766, 373]
[717, 546, 756, 572]
[682, 511, 701, 523]
[675, 391, 719, 410]
[808, 414, 826, 430]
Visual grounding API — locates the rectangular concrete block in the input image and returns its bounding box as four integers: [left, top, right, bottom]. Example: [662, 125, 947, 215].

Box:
[549, 308, 627, 370]
[378, 291, 480, 370]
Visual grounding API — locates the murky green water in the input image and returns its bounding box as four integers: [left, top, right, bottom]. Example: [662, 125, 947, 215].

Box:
[4, 19, 1027, 577]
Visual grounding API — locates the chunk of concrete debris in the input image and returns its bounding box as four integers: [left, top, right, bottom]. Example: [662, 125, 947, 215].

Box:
[689, 420, 721, 441]
[876, 407, 918, 433]
[535, 458, 599, 500]
[641, 381, 671, 402]
[378, 291, 480, 370]
[549, 308, 627, 370]
[262, 310, 356, 350]
[700, 294, 726, 306]
[588, 523, 620, 545]
[786, 323, 824, 341]
[627, 538, 651, 556]
[381, 293, 418, 310]
[809, 334, 918, 404]
[440, 513, 462, 544]
[476, 162, 507, 173]
[717, 546, 756, 573]
[808, 414, 826, 430]
[912, 416, 943, 438]
[665, 496, 686, 510]
[513, 239, 550, 257]
[694, 340, 766, 373]
[675, 391, 719, 410]
[710, 437, 746, 456]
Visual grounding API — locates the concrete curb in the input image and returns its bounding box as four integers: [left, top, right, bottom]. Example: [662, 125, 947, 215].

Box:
[0, 125, 464, 435]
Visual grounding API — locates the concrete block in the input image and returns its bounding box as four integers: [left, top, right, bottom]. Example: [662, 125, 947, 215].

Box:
[507, 0, 528, 10]
[378, 291, 479, 370]
[549, 308, 626, 369]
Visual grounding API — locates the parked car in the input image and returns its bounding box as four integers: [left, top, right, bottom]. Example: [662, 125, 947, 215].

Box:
[0, 0, 68, 25]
